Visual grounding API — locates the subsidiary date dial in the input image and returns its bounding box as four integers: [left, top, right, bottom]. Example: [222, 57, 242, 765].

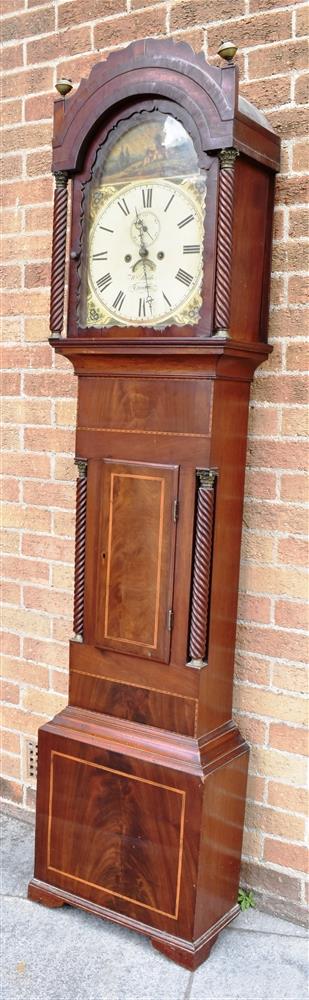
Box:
[88, 178, 205, 328]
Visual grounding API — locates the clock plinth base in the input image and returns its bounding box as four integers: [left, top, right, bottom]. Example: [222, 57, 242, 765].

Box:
[29, 706, 248, 969]
[28, 877, 238, 971]
[28, 881, 65, 908]
[151, 930, 220, 970]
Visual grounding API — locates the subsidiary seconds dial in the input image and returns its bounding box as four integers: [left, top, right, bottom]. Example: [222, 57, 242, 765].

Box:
[88, 178, 204, 327]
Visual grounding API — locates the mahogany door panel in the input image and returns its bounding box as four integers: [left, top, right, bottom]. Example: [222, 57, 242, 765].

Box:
[84, 458, 213, 668]
[94, 460, 179, 662]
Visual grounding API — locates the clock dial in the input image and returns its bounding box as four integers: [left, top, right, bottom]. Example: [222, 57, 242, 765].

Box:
[87, 178, 205, 327]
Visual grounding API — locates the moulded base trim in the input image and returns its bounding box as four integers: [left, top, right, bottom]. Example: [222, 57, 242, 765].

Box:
[40, 704, 248, 778]
[28, 878, 239, 969]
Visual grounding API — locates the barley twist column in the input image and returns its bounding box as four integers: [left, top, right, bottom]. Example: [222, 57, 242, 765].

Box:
[50, 170, 69, 338]
[214, 148, 238, 338]
[188, 470, 216, 668]
[72, 458, 88, 642]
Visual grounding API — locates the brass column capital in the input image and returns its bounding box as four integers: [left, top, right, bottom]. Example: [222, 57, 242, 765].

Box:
[218, 148, 239, 170]
[75, 458, 88, 479]
[54, 170, 69, 188]
[196, 469, 216, 489]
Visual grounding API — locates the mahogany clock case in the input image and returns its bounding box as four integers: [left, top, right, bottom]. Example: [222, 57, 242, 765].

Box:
[28, 39, 280, 970]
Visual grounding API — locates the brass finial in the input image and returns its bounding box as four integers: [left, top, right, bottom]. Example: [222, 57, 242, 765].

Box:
[217, 41, 238, 63]
[55, 78, 73, 97]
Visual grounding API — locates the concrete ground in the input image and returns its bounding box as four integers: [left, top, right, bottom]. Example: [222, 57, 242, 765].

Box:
[1, 811, 308, 1000]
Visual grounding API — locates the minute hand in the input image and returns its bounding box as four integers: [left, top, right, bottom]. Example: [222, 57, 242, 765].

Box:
[134, 208, 148, 252]
[134, 209, 153, 312]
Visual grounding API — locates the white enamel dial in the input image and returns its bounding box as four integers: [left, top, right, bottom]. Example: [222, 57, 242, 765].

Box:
[88, 178, 204, 327]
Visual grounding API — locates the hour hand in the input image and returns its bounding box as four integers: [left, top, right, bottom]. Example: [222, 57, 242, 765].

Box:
[134, 207, 155, 245]
[134, 207, 144, 235]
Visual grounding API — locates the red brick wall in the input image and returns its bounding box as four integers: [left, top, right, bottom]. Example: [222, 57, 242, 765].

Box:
[1, 0, 308, 924]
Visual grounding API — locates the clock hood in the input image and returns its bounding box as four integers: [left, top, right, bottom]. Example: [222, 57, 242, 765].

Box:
[52, 38, 280, 175]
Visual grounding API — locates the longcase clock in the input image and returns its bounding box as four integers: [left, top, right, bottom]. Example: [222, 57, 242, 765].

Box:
[28, 39, 280, 969]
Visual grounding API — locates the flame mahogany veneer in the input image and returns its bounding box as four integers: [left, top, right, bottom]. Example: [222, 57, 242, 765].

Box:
[28, 39, 280, 969]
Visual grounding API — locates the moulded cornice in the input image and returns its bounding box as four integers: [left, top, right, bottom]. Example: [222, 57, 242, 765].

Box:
[52, 37, 238, 172]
